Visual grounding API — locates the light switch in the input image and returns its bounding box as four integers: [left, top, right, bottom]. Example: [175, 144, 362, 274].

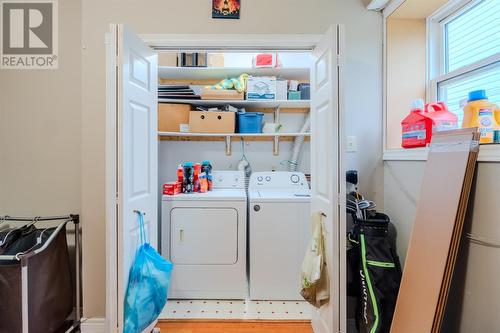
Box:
[347, 136, 357, 152]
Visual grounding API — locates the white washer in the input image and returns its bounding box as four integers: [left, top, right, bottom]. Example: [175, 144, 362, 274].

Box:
[162, 171, 247, 299]
[248, 171, 311, 300]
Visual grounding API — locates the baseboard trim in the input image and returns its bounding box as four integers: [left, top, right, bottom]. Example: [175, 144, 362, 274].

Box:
[158, 319, 312, 323]
[80, 317, 105, 333]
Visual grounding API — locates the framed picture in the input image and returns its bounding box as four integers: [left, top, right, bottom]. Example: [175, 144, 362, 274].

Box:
[212, 0, 240, 19]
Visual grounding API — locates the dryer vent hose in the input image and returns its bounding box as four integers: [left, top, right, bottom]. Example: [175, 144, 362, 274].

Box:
[290, 114, 311, 172]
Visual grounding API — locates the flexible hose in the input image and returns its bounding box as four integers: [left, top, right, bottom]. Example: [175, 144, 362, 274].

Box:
[290, 114, 311, 172]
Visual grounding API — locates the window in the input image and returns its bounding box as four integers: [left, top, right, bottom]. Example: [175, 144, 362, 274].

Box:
[433, 0, 500, 124]
[383, 0, 500, 156]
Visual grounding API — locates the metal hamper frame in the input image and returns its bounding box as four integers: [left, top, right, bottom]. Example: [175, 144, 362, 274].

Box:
[0, 214, 81, 333]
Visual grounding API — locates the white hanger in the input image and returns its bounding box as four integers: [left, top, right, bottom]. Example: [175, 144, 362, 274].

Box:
[0, 216, 40, 247]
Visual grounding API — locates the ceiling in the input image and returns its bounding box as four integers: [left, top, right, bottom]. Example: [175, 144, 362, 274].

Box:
[389, 0, 450, 19]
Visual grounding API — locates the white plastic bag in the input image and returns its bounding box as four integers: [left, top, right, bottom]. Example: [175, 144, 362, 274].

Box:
[300, 212, 330, 308]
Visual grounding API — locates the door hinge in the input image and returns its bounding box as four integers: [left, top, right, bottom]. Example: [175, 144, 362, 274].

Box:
[336, 54, 344, 67]
[337, 193, 342, 205]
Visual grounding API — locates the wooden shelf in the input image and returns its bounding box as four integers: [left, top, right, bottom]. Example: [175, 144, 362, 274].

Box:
[158, 66, 310, 81]
[159, 132, 310, 141]
[157, 99, 310, 109]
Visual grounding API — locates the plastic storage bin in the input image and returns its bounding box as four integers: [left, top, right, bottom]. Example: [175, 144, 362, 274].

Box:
[237, 112, 264, 133]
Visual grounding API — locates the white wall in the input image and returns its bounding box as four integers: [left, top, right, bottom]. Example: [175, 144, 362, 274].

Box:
[159, 112, 311, 184]
[76, 0, 383, 317]
[384, 160, 500, 332]
[386, 18, 426, 149]
[0, 1, 81, 219]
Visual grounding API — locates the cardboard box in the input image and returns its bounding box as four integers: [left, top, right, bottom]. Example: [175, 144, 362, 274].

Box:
[163, 182, 182, 195]
[201, 88, 244, 100]
[246, 76, 276, 100]
[158, 103, 191, 132]
[189, 111, 235, 133]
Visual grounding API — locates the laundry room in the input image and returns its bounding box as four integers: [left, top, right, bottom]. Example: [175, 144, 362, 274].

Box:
[155, 49, 317, 317]
[1, 0, 500, 333]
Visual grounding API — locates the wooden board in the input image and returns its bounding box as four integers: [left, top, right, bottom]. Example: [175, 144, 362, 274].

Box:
[390, 128, 479, 333]
[431, 133, 479, 332]
[156, 320, 313, 333]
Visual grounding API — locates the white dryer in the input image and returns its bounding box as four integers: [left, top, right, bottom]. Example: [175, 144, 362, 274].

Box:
[248, 171, 311, 300]
[162, 171, 247, 299]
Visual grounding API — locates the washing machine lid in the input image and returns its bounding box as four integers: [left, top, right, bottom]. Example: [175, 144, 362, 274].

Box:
[248, 190, 311, 203]
[162, 189, 247, 202]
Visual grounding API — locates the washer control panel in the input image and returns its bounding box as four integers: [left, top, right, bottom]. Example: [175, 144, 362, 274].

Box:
[249, 172, 309, 190]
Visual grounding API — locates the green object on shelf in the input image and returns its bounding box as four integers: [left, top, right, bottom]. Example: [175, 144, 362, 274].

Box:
[288, 90, 301, 100]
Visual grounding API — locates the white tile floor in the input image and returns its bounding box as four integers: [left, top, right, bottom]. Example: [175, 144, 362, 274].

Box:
[160, 299, 314, 320]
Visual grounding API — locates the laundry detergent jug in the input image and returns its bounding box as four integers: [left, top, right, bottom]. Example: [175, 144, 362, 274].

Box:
[401, 100, 458, 149]
[462, 90, 499, 144]
[401, 99, 427, 148]
[423, 102, 458, 133]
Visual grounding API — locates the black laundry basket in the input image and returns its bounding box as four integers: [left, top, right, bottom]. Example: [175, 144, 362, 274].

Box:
[348, 212, 402, 333]
[0, 220, 75, 333]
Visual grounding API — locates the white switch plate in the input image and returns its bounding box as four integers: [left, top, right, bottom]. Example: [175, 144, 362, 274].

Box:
[347, 136, 357, 152]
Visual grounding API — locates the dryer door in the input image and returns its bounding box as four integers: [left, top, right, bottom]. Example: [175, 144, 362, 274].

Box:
[170, 207, 238, 265]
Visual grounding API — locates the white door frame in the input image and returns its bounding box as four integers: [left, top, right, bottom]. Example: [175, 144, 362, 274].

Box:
[104, 31, 345, 333]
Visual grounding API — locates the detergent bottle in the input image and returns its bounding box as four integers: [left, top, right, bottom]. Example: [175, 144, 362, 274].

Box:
[401, 99, 427, 148]
[423, 102, 458, 133]
[462, 90, 499, 144]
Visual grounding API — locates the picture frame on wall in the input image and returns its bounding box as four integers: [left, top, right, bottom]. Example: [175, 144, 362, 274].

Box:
[212, 0, 240, 19]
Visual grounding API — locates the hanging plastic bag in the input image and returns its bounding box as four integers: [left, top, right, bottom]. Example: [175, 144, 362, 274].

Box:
[124, 212, 173, 333]
[300, 212, 329, 308]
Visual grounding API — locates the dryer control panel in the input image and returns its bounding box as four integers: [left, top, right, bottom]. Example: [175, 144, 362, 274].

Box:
[249, 172, 309, 190]
[212, 171, 245, 189]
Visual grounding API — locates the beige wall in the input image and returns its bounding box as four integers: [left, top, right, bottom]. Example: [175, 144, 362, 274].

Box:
[0, 1, 81, 216]
[384, 160, 500, 332]
[386, 18, 426, 149]
[81, 0, 383, 317]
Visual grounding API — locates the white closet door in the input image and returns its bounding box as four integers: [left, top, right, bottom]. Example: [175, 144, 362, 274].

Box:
[106, 24, 158, 333]
[310, 25, 346, 333]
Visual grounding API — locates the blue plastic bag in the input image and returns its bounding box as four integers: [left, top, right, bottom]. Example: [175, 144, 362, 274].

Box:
[124, 212, 173, 333]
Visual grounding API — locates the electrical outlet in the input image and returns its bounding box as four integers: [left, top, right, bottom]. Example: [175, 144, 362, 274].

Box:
[347, 136, 357, 152]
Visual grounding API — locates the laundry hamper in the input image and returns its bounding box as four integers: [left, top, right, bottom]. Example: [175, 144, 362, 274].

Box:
[0, 218, 76, 333]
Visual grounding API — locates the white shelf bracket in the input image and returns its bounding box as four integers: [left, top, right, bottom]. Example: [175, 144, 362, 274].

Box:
[225, 136, 232, 156]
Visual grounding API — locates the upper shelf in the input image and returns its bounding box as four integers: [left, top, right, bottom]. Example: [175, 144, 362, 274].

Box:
[157, 99, 310, 109]
[158, 66, 310, 81]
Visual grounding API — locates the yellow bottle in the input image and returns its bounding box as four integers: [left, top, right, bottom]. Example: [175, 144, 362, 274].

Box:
[462, 90, 499, 144]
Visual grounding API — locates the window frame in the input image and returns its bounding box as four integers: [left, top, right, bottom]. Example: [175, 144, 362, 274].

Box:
[427, 0, 500, 103]
[382, 0, 500, 161]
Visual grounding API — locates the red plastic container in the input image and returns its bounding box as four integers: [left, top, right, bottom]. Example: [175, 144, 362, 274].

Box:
[401, 102, 427, 148]
[401, 101, 458, 149]
[423, 102, 458, 133]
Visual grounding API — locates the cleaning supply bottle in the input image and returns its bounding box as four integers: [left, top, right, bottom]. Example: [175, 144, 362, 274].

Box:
[462, 90, 499, 144]
[201, 161, 213, 191]
[401, 99, 427, 148]
[183, 162, 195, 193]
[423, 102, 458, 133]
[193, 163, 201, 192]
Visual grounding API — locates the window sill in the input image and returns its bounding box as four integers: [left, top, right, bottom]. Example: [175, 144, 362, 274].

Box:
[383, 144, 500, 162]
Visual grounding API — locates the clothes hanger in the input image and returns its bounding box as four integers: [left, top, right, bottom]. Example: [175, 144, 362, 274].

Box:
[14, 227, 51, 260]
[0, 216, 40, 247]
